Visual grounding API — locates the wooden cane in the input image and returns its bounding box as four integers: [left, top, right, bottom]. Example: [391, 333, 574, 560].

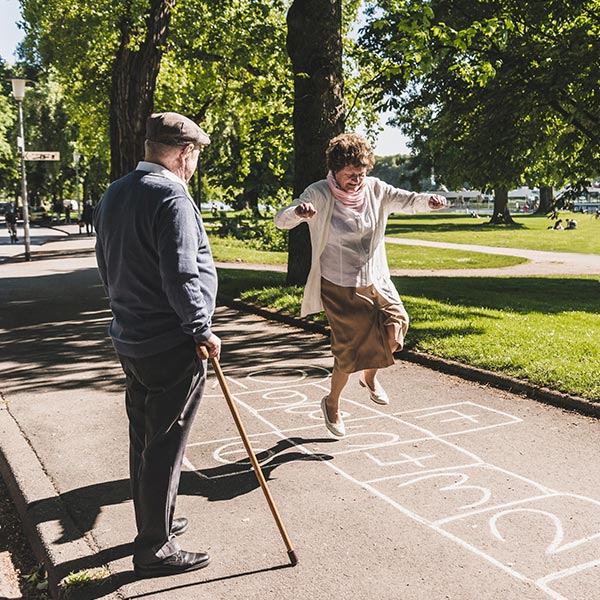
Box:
[197, 345, 299, 566]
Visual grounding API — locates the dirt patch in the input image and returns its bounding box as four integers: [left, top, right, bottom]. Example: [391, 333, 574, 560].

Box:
[0, 476, 49, 600]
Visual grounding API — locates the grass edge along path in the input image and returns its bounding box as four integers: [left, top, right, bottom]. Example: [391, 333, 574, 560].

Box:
[217, 268, 600, 406]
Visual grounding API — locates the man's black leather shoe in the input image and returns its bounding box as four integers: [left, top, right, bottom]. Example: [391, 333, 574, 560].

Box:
[171, 517, 188, 536]
[134, 550, 210, 578]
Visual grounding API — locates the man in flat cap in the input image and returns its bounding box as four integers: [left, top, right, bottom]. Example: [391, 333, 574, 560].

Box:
[94, 112, 219, 578]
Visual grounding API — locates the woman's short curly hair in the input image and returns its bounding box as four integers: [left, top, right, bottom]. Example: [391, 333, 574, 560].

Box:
[325, 132, 375, 174]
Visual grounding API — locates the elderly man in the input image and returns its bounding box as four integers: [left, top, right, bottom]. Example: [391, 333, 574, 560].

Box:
[94, 112, 220, 578]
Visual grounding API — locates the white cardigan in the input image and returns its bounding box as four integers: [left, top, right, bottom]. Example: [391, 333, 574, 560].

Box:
[274, 177, 432, 317]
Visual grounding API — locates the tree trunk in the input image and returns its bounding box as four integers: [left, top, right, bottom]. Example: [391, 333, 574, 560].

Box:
[489, 187, 516, 224]
[109, 0, 175, 181]
[535, 184, 553, 214]
[286, 0, 345, 286]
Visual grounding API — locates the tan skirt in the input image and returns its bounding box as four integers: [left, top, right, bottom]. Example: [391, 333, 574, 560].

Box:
[320, 277, 409, 374]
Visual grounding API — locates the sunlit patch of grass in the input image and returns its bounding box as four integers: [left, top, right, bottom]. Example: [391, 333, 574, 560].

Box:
[59, 567, 110, 597]
[385, 243, 525, 269]
[209, 236, 287, 265]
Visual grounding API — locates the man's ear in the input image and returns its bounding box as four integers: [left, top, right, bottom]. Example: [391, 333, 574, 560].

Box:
[180, 144, 194, 159]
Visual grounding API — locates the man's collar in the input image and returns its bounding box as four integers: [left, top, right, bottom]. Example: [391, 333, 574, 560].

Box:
[136, 161, 188, 189]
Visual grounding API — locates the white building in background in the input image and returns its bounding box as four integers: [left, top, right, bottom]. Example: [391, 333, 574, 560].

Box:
[429, 187, 540, 213]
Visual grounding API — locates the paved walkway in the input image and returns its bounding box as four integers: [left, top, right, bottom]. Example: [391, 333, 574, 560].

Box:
[385, 237, 600, 276]
[2, 247, 600, 600]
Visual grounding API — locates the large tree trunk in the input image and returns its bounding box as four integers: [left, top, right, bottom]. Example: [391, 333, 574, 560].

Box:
[286, 0, 345, 286]
[535, 184, 553, 214]
[109, 0, 175, 181]
[489, 187, 516, 224]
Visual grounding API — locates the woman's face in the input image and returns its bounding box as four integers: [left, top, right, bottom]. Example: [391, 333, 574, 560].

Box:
[334, 165, 367, 193]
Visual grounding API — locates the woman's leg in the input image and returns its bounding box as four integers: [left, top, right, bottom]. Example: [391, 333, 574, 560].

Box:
[325, 366, 349, 423]
[362, 324, 400, 387]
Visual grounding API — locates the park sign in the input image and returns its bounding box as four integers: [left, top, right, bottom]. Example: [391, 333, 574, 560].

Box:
[24, 151, 60, 161]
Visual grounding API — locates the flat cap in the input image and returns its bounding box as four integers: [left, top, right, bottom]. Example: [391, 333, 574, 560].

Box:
[145, 112, 210, 147]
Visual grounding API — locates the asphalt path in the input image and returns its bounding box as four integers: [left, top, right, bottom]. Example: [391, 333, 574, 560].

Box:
[1, 246, 600, 600]
[385, 237, 600, 276]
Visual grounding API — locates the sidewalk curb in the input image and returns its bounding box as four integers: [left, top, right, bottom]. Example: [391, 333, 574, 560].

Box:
[219, 295, 600, 419]
[0, 405, 119, 600]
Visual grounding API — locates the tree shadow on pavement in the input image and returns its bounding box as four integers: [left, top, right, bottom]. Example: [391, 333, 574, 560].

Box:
[0, 266, 331, 396]
[0, 268, 123, 395]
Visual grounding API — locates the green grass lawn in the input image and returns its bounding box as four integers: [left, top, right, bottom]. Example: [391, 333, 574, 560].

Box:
[397, 275, 600, 401]
[210, 236, 288, 265]
[386, 212, 600, 254]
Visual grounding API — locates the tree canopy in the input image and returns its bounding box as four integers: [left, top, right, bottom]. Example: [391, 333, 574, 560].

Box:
[5, 0, 600, 225]
[17, 0, 295, 207]
[359, 0, 600, 219]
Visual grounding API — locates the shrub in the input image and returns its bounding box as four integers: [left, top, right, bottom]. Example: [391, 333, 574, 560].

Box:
[216, 210, 288, 252]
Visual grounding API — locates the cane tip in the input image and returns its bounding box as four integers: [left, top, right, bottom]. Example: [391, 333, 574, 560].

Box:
[288, 550, 299, 566]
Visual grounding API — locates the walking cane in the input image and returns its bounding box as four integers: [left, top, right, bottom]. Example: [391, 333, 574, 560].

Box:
[197, 345, 299, 566]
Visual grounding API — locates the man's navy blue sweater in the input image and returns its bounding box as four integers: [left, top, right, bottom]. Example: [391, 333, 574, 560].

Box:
[94, 167, 217, 358]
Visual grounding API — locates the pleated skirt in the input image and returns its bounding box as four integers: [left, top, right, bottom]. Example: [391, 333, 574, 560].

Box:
[320, 277, 409, 374]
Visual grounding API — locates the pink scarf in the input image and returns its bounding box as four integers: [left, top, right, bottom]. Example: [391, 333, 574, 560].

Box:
[327, 170, 366, 211]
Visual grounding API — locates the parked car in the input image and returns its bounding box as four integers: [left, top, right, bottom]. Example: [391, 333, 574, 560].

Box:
[29, 206, 53, 224]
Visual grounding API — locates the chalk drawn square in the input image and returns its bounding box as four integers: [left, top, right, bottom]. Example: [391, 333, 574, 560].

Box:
[393, 402, 522, 437]
[439, 493, 600, 584]
[219, 393, 376, 434]
[299, 416, 444, 455]
[326, 437, 481, 484]
[370, 464, 552, 525]
[184, 430, 332, 484]
[539, 559, 600, 600]
[203, 364, 331, 397]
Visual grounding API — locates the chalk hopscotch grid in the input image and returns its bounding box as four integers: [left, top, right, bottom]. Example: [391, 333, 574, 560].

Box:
[185, 366, 600, 600]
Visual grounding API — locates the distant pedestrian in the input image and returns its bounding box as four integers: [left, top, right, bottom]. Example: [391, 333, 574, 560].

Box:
[94, 112, 218, 579]
[5, 204, 18, 243]
[566, 219, 578, 230]
[553, 219, 564, 230]
[82, 202, 94, 235]
[64, 203, 71, 224]
[274, 132, 446, 438]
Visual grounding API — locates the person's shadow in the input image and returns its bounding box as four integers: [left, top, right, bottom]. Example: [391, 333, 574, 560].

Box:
[32, 436, 335, 598]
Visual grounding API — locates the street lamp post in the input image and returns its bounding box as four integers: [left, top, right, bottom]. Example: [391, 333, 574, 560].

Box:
[73, 151, 82, 225]
[9, 77, 32, 261]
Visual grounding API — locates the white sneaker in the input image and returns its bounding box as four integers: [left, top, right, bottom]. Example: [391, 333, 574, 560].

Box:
[359, 374, 390, 405]
[321, 396, 345, 437]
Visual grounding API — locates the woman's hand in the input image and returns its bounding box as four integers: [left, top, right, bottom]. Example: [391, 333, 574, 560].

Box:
[295, 202, 318, 218]
[428, 194, 447, 210]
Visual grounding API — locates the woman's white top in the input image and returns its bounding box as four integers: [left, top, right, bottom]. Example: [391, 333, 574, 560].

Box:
[319, 199, 375, 287]
[274, 177, 432, 317]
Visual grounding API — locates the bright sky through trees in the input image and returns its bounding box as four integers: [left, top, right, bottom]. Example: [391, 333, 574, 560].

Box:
[0, 0, 410, 155]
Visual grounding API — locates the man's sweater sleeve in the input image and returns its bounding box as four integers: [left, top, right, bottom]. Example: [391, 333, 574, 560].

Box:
[156, 196, 216, 342]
